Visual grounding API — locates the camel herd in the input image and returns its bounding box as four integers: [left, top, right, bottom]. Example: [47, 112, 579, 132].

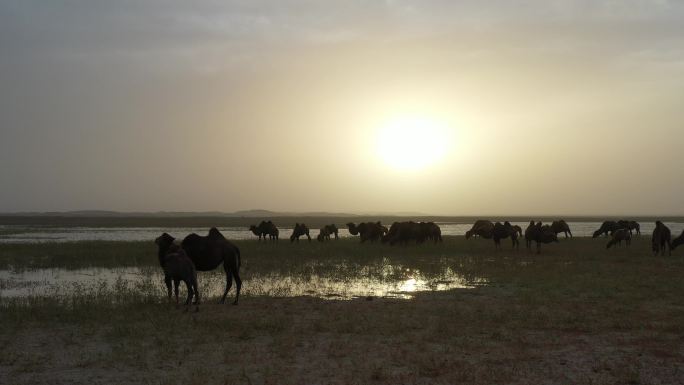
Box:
[247, 219, 684, 256]
[152, 219, 684, 309]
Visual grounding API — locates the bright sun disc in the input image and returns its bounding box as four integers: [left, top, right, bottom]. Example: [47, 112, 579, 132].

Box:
[377, 116, 450, 171]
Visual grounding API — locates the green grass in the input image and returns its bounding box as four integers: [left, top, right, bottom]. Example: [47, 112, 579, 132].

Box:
[1, 237, 684, 384]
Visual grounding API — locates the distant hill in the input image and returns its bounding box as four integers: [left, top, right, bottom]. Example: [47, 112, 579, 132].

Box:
[0, 209, 364, 218]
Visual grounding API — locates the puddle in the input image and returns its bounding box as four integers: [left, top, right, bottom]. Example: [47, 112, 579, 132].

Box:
[0, 265, 481, 300]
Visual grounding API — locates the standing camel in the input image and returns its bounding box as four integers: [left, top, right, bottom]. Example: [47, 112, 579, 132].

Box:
[156, 228, 242, 305]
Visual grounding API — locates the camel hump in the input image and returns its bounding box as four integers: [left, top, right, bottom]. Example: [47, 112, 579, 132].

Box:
[208, 227, 225, 239]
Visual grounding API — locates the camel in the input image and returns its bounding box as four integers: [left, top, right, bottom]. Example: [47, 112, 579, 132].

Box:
[316, 224, 338, 242]
[382, 221, 413, 245]
[550, 220, 572, 238]
[525, 221, 559, 254]
[524, 221, 537, 249]
[323, 224, 339, 240]
[672, 230, 684, 251]
[290, 223, 311, 242]
[382, 221, 442, 245]
[156, 228, 241, 305]
[249, 220, 279, 241]
[592, 221, 620, 238]
[652, 221, 672, 256]
[346, 222, 386, 243]
[606, 228, 631, 249]
[316, 230, 328, 242]
[465, 220, 495, 239]
[157, 243, 200, 312]
[618, 220, 641, 236]
[493, 221, 519, 250]
[422, 222, 443, 243]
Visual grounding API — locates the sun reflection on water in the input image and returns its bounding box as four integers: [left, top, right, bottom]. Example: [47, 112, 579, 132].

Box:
[0, 265, 483, 300]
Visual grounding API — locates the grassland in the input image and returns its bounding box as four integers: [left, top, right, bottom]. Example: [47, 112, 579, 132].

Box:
[1, 237, 684, 384]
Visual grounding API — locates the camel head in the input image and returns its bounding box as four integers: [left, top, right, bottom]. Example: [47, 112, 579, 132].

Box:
[592, 229, 602, 238]
[249, 225, 260, 235]
[346, 222, 358, 235]
[155, 233, 176, 266]
[465, 230, 473, 239]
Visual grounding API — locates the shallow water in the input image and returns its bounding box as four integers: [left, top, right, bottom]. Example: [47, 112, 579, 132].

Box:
[1, 221, 682, 243]
[0, 265, 478, 300]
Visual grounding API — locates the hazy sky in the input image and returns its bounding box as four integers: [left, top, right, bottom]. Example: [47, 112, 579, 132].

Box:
[1, 1, 683, 215]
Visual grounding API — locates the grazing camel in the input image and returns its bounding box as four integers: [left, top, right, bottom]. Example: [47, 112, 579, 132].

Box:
[606, 228, 631, 249]
[290, 223, 311, 242]
[525, 221, 559, 254]
[592, 221, 620, 238]
[158, 243, 200, 312]
[672, 230, 684, 251]
[618, 220, 641, 236]
[465, 220, 495, 239]
[316, 224, 338, 242]
[382, 221, 442, 245]
[493, 221, 519, 250]
[249, 220, 279, 241]
[550, 220, 573, 238]
[322, 224, 339, 240]
[316, 230, 328, 242]
[174, 228, 242, 305]
[652, 221, 672, 256]
[347, 222, 386, 243]
[382, 221, 411, 245]
[422, 222, 443, 243]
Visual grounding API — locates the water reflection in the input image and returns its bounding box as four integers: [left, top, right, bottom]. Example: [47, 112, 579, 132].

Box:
[0, 265, 480, 300]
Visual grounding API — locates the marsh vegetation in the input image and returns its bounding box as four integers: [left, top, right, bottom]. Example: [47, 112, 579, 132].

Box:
[1, 236, 683, 384]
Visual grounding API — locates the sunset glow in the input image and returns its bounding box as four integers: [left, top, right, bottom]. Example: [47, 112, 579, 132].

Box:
[376, 116, 450, 172]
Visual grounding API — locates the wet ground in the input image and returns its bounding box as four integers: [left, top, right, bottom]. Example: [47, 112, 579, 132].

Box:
[0, 264, 479, 300]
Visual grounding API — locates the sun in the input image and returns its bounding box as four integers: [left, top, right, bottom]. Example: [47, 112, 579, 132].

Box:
[376, 116, 450, 171]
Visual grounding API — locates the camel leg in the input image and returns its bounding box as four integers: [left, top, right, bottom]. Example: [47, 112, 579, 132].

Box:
[183, 281, 193, 312]
[192, 279, 200, 312]
[220, 268, 234, 305]
[174, 280, 180, 306]
[232, 268, 242, 305]
[165, 275, 172, 302]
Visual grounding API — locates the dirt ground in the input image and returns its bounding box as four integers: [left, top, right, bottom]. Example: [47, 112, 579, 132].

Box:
[2, 287, 683, 385]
